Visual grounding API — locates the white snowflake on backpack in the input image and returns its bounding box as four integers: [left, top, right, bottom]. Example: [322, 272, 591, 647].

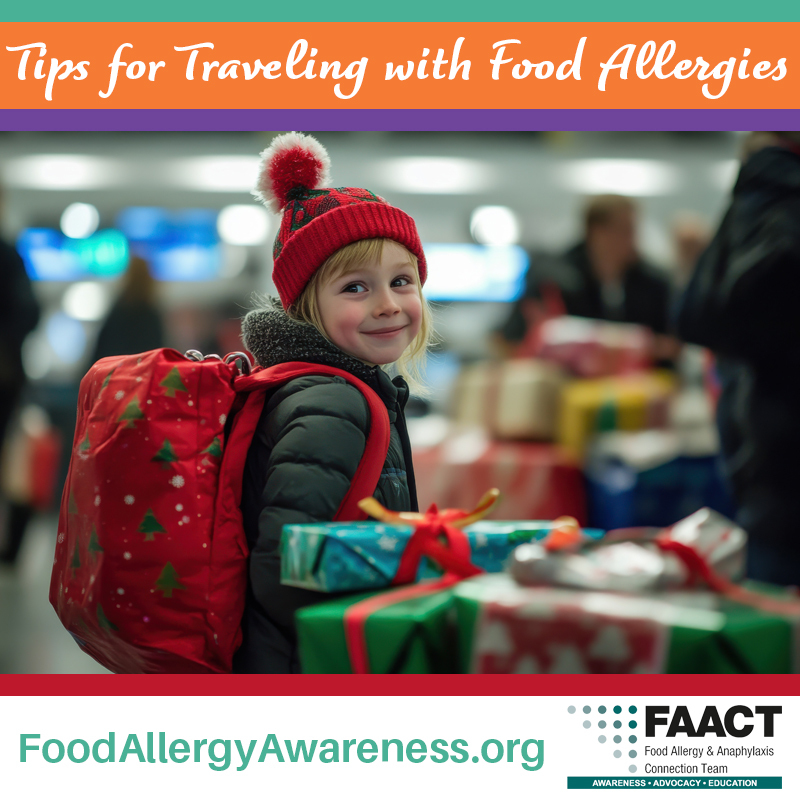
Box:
[219, 414, 227, 425]
[170, 475, 185, 488]
[124, 495, 135, 505]
[115, 390, 125, 400]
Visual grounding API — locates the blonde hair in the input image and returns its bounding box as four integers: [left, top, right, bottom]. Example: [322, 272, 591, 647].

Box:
[288, 238, 434, 396]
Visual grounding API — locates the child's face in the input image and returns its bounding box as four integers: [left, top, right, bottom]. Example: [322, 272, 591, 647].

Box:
[316, 240, 423, 366]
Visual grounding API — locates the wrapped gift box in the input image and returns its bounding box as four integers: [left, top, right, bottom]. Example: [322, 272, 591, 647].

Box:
[558, 371, 676, 460]
[454, 574, 797, 674]
[296, 584, 458, 674]
[535, 316, 653, 378]
[586, 430, 735, 530]
[509, 508, 746, 593]
[452, 359, 565, 441]
[281, 519, 604, 593]
[413, 436, 587, 523]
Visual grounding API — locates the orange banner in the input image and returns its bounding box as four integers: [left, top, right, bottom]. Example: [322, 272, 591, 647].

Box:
[0, 22, 795, 109]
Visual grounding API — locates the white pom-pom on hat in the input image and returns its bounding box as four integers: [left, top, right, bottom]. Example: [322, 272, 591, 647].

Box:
[253, 132, 332, 215]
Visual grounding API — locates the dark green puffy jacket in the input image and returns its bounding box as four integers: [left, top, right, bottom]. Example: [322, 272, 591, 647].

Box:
[233, 302, 418, 673]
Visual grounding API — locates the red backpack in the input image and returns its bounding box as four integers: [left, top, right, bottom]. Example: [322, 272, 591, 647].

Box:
[49, 348, 390, 674]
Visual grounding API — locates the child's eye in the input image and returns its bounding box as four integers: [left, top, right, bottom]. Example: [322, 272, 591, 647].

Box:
[392, 276, 412, 287]
[343, 283, 367, 293]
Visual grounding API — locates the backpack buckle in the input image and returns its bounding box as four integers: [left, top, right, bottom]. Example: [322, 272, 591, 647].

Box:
[184, 349, 252, 376]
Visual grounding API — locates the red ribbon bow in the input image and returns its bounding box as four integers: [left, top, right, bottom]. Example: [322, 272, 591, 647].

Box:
[341, 489, 502, 673]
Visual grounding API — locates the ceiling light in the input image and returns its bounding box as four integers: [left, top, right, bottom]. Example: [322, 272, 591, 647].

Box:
[172, 156, 261, 192]
[61, 202, 100, 239]
[379, 157, 492, 194]
[470, 205, 521, 246]
[217, 204, 271, 246]
[4, 155, 122, 190]
[62, 282, 111, 322]
[558, 159, 678, 196]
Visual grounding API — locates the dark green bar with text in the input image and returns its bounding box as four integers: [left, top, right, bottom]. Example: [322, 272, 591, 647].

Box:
[568, 776, 782, 789]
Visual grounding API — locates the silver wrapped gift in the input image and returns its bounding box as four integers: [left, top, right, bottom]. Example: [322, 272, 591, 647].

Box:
[509, 508, 746, 592]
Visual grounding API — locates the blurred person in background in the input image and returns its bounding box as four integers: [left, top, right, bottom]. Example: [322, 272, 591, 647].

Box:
[498, 194, 678, 362]
[0, 211, 41, 565]
[670, 213, 713, 390]
[672, 212, 712, 288]
[90, 255, 166, 364]
[675, 132, 800, 586]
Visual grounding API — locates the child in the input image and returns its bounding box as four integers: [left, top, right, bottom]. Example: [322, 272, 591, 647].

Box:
[233, 133, 433, 673]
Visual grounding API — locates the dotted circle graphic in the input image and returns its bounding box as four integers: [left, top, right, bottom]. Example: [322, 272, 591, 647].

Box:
[583, 705, 591, 714]
[629, 721, 637, 729]
[614, 705, 622, 714]
[629, 750, 637, 758]
[568, 706, 576, 713]
[613, 721, 622, 729]
[598, 735, 606, 744]
[598, 721, 607, 729]
[598, 705, 607, 714]
[629, 705, 637, 714]
[583, 721, 591, 729]
[614, 750, 621, 758]
[629, 765, 638, 773]
[629, 735, 637, 743]
[614, 735, 622, 744]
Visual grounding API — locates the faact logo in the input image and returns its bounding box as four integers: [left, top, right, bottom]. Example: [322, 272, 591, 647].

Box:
[645, 706, 781, 738]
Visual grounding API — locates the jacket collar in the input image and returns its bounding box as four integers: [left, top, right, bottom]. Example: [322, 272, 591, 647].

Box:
[241, 298, 405, 411]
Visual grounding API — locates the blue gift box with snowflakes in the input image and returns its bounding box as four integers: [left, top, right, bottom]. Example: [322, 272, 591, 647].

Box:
[280, 520, 604, 593]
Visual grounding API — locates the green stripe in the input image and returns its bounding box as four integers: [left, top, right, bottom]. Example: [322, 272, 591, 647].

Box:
[7, 0, 800, 21]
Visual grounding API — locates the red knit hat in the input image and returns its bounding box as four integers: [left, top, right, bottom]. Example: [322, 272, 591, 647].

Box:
[253, 132, 427, 310]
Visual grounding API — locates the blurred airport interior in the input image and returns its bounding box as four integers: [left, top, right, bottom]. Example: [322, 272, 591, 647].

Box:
[0, 130, 746, 673]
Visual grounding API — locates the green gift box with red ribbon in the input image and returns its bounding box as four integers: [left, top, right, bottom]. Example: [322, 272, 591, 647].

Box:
[296, 492, 501, 673]
[453, 574, 799, 674]
[297, 578, 461, 674]
[453, 511, 800, 674]
[295, 491, 599, 673]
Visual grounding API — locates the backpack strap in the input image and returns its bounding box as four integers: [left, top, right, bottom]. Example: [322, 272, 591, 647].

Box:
[232, 362, 392, 521]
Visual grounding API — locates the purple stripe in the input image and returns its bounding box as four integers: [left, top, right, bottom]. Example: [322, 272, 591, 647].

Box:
[1, 109, 799, 131]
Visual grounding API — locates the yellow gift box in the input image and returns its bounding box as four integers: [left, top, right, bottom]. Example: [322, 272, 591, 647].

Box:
[558, 371, 676, 459]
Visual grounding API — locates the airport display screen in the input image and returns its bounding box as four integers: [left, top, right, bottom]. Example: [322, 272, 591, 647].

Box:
[422, 244, 527, 302]
[116, 207, 221, 281]
[18, 228, 130, 281]
[19, 207, 222, 282]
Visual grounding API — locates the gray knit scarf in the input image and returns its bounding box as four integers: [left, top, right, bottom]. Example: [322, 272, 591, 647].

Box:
[240, 297, 379, 384]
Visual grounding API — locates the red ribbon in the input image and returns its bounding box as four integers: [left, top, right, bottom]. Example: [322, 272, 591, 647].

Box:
[391, 503, 485, 586]
[654, 537, 800, 617]
[343, 575, 463, 674]
[343, 502, 489, 674]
